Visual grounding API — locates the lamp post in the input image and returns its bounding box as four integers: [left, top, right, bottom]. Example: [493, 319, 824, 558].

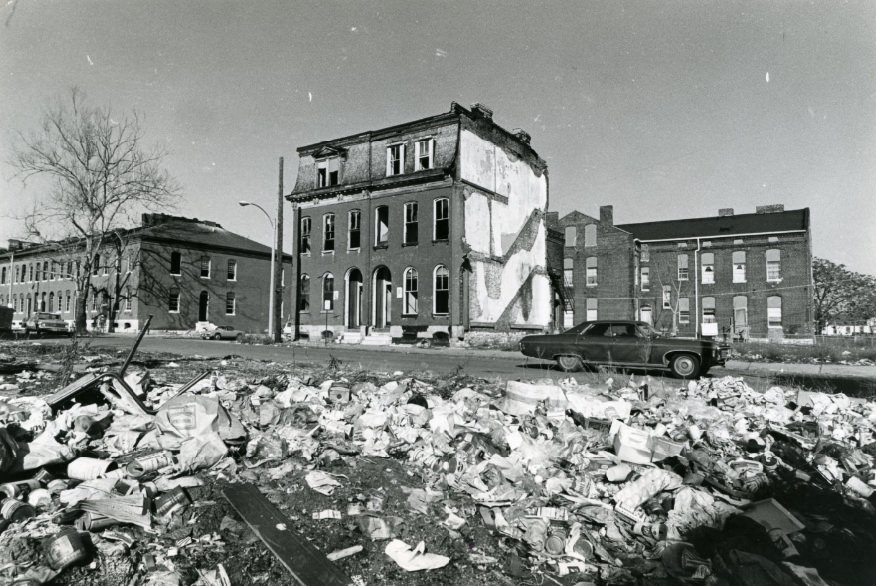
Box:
[239, 201, 276, 336]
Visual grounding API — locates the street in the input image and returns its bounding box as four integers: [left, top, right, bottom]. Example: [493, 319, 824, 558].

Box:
[29, 335, 876, 395]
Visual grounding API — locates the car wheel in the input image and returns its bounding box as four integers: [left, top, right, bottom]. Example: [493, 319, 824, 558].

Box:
[212, 333, 221, 340]
[556, 355, 583, 372]
[670, 354, 700, 379]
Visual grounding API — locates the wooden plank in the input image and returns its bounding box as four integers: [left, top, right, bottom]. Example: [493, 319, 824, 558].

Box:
[222, 483, 352, 586]
[46, 372, 101, 408]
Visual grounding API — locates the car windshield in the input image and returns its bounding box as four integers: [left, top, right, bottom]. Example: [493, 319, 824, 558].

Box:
[38, 313, 59, 320]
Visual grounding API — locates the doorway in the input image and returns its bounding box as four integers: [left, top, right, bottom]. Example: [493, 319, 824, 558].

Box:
[372, 266, 392, 328]
[199, 291, 209, 321]
[346, 268, 363, 329]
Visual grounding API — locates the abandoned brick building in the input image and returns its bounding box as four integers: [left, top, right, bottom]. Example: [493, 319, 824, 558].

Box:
[558, 205, 814, 341]
[0, 214, 291, 333]
[287, 102, 553, 343]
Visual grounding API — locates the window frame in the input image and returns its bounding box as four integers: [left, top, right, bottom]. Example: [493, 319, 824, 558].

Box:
[563, 258, 574, 288]
[316, 156, 340, 188]
[168, 288, 181, 313]
[323, 213, 335, 252]
[766, 249, 781, 282]
[298, 274, 310, 313]
[386, 143, 405, 176]
[585, 256, 597, 287]
[200, 256, 211, 279]
[677, 254, 689, 281]
[403, 202, 419, 246]
[640, 266, 650, 291]
[170, 251, 181, 275]
[375, 205, 390, 246]
[732, 251, 746, 283]
[701, 252, 715, 284]
[678, 297, 690, 324]
[433, 198, 450, 241]
[767, 296, 782, 328]
[586, 297, 598, 321]
[322, 272, 334, 312]
[348, 210, 361, 250]
[226, 259, 237, 281]
[584, 224, 597, 247]
[225, 291, 236, 316]
[564, 226, 577, 247]
[433, 265, 449, 315]
[403, 267, 419, 316]
[300, 217, 312, 255]
[662, 285, 671, 309]
[414, 138, 434, 171]
[702, 297, 716, 323]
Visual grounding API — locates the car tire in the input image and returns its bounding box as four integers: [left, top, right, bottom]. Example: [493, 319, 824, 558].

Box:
[670, 354, 700, 379]
[212, 333, 221, 340]
[556, 355, 583, 372]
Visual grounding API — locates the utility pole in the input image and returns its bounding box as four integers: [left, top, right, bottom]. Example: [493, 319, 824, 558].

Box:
[273, 157, 284, 342]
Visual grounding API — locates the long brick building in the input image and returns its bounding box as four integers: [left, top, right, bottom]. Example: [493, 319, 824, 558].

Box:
[287, 102, 553, 343]
[0, 214, 291, 333]
[558, 205, 814, 341]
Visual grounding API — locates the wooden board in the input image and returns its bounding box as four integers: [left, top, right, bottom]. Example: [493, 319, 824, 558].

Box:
[222, 483, 352, 586]
[46, 372, 101, 408]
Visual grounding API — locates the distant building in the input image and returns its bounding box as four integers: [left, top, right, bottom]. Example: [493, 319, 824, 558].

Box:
[287, 102, 553, 343]
[0, 214, 291, 333]
[558, 205, 814, 342]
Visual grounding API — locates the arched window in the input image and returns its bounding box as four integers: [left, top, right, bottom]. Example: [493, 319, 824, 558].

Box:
[49, 292, 55, 312]
[170, 251, 181, 275]
[298, 274, 310, 312]
[322, 272, 334, 311]
[375, 206, 389, 245]
[733, 295, 748, 327]
[43, 261, 49, 281]
[640, 304, 652, 324]
[124, 288, 132, 311]
[403, 268, 418, 315]
[433, 265, 449, 315]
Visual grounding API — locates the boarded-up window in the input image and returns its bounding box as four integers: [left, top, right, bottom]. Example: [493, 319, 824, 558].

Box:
[733, 295, 748, 327]
[678, 297, 690, 323]
[564, 226, 577, 247]
[584, 224, 597, 247]
[640, 266, 650, 291]
[677, 254, 689, 280]
[586, 297, 598, 321]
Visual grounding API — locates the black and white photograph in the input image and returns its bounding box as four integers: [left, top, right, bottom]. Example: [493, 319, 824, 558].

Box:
[1, 1, 875, 584]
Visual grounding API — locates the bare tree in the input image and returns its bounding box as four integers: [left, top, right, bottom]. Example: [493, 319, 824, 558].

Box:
[11, 88, 180, 333]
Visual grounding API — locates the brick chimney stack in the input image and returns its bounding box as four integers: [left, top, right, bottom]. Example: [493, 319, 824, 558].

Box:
[600, 205, 614, 226]
[718, 208, 734, 217]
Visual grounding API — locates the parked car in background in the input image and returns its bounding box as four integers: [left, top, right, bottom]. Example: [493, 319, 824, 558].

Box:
[519, 320, 727, 378]
[24, 312, 70, 336]
[201, 325, 245, 341]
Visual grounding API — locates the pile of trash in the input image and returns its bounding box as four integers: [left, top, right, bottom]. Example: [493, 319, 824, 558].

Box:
[1, 358, 876, 585]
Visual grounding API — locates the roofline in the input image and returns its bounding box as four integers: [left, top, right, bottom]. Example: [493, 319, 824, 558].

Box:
[634, 228, 808, 244]
[617, 207, 810, 230]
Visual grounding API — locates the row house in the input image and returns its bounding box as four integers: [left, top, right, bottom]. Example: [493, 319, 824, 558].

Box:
[0, 214, 291, 333]
[558, 205, 813, 341]
[287, 102, 553, 343]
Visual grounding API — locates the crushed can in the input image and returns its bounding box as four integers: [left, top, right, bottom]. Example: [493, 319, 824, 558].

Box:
[155, 487, 191, 518]
[44, 527, 88, 571]
[1, 498, 36, 522]
[126, 451, 174, 478]
[544, 527, 567, 555]
[0, 479, 40, 499]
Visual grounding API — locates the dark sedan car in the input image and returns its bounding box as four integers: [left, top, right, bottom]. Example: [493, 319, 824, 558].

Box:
[519, 320, 727, 378]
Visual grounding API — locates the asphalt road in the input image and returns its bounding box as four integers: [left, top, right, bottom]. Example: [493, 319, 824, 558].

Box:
[26, 334, 865, 394]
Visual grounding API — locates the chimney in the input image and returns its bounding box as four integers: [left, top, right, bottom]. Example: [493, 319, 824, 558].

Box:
[600, 205, 614, 226]
[511, 128, 531, 145]
[718, 208, 734, 217]
[756, 204, 785, 214]
[545, 211, 559, 229]
[470, 103, 493, 120]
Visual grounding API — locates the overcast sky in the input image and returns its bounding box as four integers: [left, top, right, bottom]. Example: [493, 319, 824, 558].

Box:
[1, 0, 874, 274]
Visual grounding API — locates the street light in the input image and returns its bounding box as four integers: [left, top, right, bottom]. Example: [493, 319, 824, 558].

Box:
[239, 200, 276, 336]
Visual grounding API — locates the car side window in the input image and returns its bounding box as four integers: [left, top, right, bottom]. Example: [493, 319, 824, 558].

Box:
[583, 323, 610, 337]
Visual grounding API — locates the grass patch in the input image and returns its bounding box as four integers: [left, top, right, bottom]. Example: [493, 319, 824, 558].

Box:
[732, 338, 876, 364]
[237, 334, 279, 345]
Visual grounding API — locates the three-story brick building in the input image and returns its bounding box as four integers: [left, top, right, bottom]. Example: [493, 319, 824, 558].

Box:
[287, 102, 553, 343]
[558, 205, 814, 341]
